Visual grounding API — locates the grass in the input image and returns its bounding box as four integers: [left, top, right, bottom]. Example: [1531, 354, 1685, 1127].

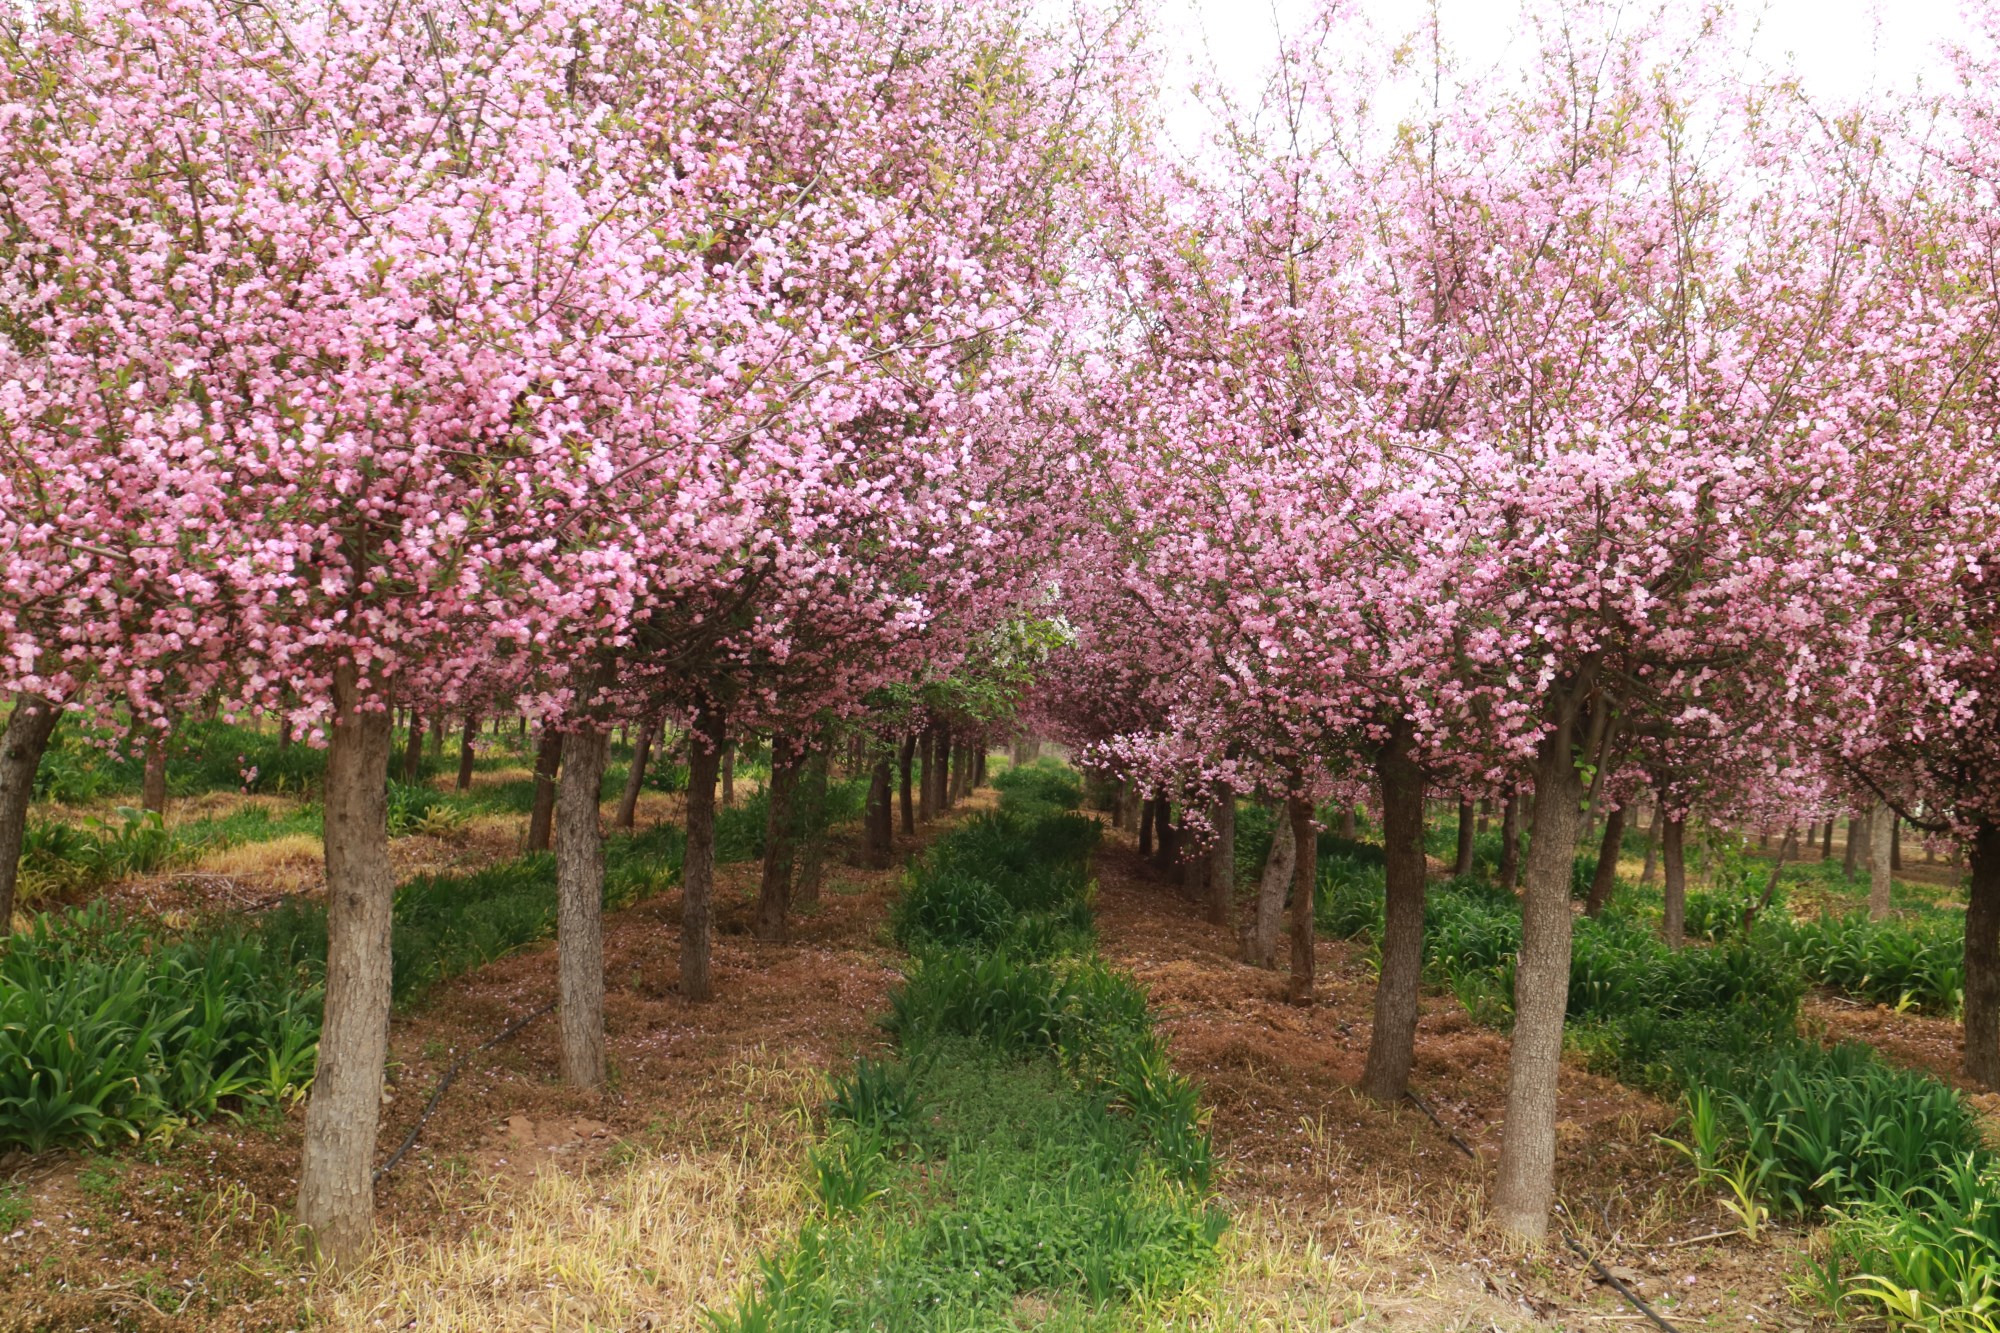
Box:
[258, 821, 687, 1008]
[1318, 818, 2000, 1331]
[1, 818, 687, 1156]
[706, 764, 1226, 1331]
[324, 1059, 821, 1332]
[0, 904, 318, 1153]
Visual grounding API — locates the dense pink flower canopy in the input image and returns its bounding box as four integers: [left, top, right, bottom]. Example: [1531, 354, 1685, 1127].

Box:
[0, 0, 1996, 824]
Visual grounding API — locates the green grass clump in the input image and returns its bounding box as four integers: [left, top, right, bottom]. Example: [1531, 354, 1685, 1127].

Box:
[0, 906, 318, 1153]
[256, 822, 686, 1008]
[709, 768, 1222, 1332]
[892, 808, 1100, 958]
[1780, 912, 1964, 1015]
[989, 758, 1083, 814]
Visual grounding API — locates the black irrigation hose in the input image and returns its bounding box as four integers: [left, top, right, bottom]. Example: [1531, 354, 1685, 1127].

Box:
[373, 999, 558, 1184]
[1404, 1090, 1477, 1158]
[1564, 1237, 1685, 1333]
[1404, 1088, 1685, 1333]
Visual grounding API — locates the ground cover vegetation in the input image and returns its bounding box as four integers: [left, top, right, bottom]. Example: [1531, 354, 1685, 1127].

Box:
[1, 0, 2000, 1324]
[709, 763, 1226, 1331]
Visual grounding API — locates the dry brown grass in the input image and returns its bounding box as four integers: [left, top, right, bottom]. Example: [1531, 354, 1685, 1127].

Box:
[320, 1059, 821, 1331]
[193, 832, 324, 888]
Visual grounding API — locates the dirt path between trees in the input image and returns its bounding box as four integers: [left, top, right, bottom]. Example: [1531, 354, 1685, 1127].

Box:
[1090, 823, 1824, 1332]
[0, 796, 985, 1333]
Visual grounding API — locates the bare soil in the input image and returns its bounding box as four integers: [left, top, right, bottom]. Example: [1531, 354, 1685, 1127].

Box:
[1093, 821, 1831, 1332]
[0, 792, 929, 1333]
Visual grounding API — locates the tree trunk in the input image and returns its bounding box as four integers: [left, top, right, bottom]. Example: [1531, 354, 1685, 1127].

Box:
[1363, 726, 1427, 1102]
[614, 721, 653, 830]
[918, 727, 937, 822]
[1821, 816, 1835, 859]
[1286, 797, 1318, 1004]
[1182, 804, 1210, 901]
[754, 742, 805, 943]
[1498, 795, 1521, 892]
[526, 728, 562, 852]
[1639, 803, 1663, 885]
[1138, 797, 1155, 857]
[1493, 704, 1588, 1243]
[141, 731, 168, 814]
[427, 714, 444, 758]
[0, 694, 61, 932]
[456, 715, 479, 792]
[974, 748, 987, 788]
[401, 710, 424, 784]
[793, 750, 829, 906]
[898, 735, 916, 836]
[1240, 804, 1294, 967]
[1207, 790, 1236, 927]
[1891, 812, 1904, 871]
[720, 742, 734, 810]
[679, 705, 726, 1002]
[1452, 797, 1475, 878]
[938, 725, 954, 810]
[1844, 805, 1868, 879]
[296, 664, 395, 1267]
[1155, 801, 1180, 871]
[1661, 815, 1688, 947]
[1753, 827, 1797, 923]
[1869, 799, 1894, 921]
[1963, 822, 2000, 1089]
[863, 757, 893, 869]
[1582, 804, 1625, 918]
[556, 726, 608, 1088]
[1339, 805, 1357, 840]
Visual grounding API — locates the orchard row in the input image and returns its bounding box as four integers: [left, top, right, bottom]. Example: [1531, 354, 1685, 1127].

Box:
[3, 0, 1999, 1267]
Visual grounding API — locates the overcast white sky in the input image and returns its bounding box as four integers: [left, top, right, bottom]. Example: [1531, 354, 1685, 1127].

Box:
[1158, 0, 1969, 147]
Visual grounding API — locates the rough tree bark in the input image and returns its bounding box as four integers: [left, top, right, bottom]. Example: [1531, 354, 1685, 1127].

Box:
[1820, 816, 1835, 859]
[918, 726, 937, 822]
[0, 694, 62, 933]
[614, 721, 653, 830]
[1339, 805, 1357, 840]
[1869, 799, 1894, 921]
[1155, 801, 1181, 872]
[1286, 797, 1318, 1005]
[556, 725, 608, 1088]
[427, 714, 444, 758]
[1498, 795, 1521, 892]
[296, 664, 395, 1267]
[679, 705, 726, 1002]
[1206, 790, 1236, 927]
[141, 730, 168, 815]
[898, 735, 916, 836]
[400, 710, 424, 784]
[1844, 805, 1868, 880]
[933, 724, 952, 812]
[456, 714, 479, 792]
[793, 750, 829, 907]
[1582, 804, 1626, 918]
[1453, 797, 1476, 878]
[1963, 822, 2000, 1089]
[754, 740, 805, 942]
[1493, 696, 1590, 1243]
[863, 756, 894, 869]
[526, 727, 563, 852]
[1239, 805, 1293, 967]
[1661, 815, 1687, 947]
[1363, 724, 1428, 1103]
